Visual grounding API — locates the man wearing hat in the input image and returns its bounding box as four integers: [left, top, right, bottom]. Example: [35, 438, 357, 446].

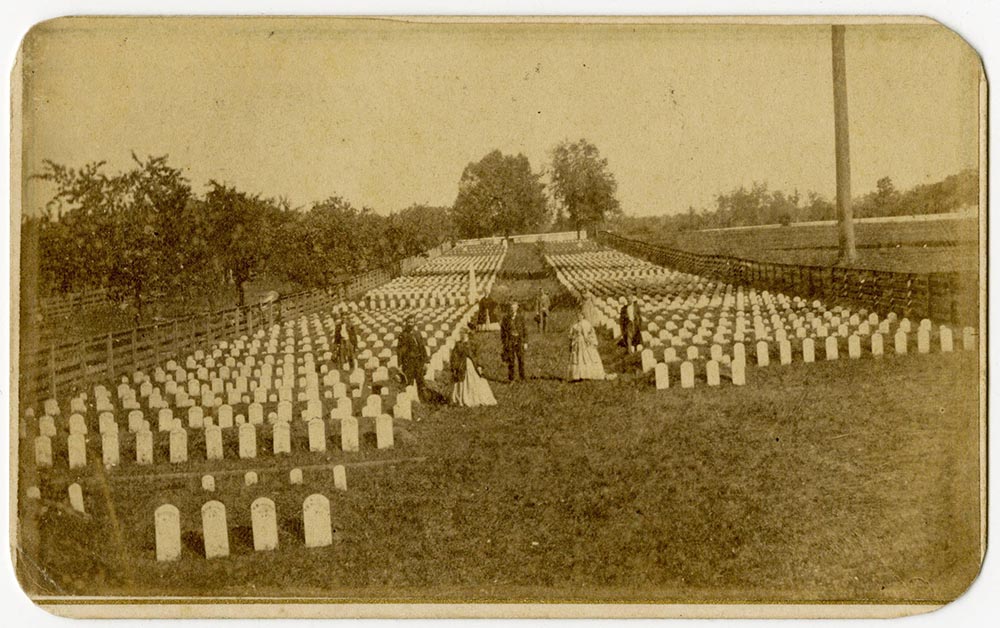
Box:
[500, 300, 528, 381]
[397, 314, 429, 399]
[619, 293, 643, 354]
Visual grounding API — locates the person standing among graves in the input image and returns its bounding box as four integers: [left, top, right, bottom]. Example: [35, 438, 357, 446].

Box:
[450, 328, 497, 407]
[476, 293, 499, 331]
[619, 294, 643, 354]
[333, 313, 359, 369]
[500, 301, 528, 381]
[397, 315, 429, 399]
[580, 289, 599, 325]
[536, 289, 552, 332]
[567, 308, 605, 381]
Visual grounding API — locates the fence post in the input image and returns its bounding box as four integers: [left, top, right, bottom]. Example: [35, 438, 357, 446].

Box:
[49, 345, 56, 400]
[79, 339, 87, 384]
[131, 329, 138, 374]
[173, 320, 179, 360]
[106, 333, 114, 380]
[153, 324, 160, 365]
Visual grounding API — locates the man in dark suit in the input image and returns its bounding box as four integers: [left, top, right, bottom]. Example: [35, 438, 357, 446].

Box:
[500, 301, 528, 381]
[397, 315, 429, 399]
[333, 313, 359, 369]
[619, 294, 643, 354]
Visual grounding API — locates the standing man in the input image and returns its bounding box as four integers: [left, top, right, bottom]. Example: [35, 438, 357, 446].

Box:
[500, 301, 528, 381]
[333, 312, 359, 369]
[536, 289, 552, 333]
[619, 293, 643, 354]
[397, 315, 430, 400]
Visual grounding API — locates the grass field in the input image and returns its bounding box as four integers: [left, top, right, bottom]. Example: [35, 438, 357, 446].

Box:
[620, 218, 980, 274]
[19, 273, 982, 604]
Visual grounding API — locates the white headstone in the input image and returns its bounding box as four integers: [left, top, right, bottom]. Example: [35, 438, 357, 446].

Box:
[239, 423, 257, 459]
[202, 475, 215, 492]
[68, 483, 85, 513]
[963, 327, 976, 351]
[68, 414, 87, 435]
[102, 431, 120, 467]
[640, 349, 655, 373]
[273, 421, 291, 455]
[779, 340, 792, 365]
[940, 326, 954, 352]
[67, 433, 87, 469]
[169, 428, 188, 463]
[825, 336, 839, 361]
[654, 363, 669, 390]
[680, 361, 695, 389]
[251, 497, 278, 551]
[244, 470, 258, 486]
[731, 357, 746, 386]
[871, 332, 884, 356]
[155, 504, 181, 561]
[894, 330, 908, 355]
[706, 360, 720, 386]
[333, 464, 348, 491]
[308, 419, 326, 452]
[205, 426, 224, 460]
[848, 335, 861, 359]
[341, 417, 359, 452]
[34, 436, 52, 468]
[756, 341, 769, 367]
[289, 468, 303, 484]
[802, 338, 815, 363]
[302, 494, 332, 548]
[201, 500, 230, 559]
[136, 429, 153, 464]
[917, 328, 930, 354]
[376, 414, 394, 449]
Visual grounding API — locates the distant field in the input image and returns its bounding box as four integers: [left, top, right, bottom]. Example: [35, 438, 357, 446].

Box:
[620, 218, 979, 274]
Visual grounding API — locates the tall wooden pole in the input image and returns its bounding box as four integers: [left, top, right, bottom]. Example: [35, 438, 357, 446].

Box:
[832, 25, 858, 263]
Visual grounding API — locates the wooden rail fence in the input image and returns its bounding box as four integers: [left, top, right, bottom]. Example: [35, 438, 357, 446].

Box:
[597, 231, 977, 328]
[18, 267, 393, 407]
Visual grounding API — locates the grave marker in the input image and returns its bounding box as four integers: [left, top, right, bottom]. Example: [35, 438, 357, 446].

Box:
[251, 497, 278, 551]
[154, 504, 182, 562]
[303, 494, 332, 548]
[67, 433, 87, 469]
[333, 465, 348, 491]
[201, 500, 230, 559]
[239, 423, 257, 459]
[341, 417, 360, 452]
[68, 483, 85, 513]
[136, 429, 153, 464]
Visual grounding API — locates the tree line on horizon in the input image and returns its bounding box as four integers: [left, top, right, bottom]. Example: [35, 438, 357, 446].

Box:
[23, 138, 624, 323]
[610, 169, 978, 235]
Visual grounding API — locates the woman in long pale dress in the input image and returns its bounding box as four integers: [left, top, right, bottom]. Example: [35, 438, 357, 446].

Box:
[450, 329, 497, 407]
[568, 309, 606, 381]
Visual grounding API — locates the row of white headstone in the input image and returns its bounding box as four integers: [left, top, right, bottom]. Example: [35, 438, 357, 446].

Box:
[155, 494, 337, 561]
[34, 413, 395, 471]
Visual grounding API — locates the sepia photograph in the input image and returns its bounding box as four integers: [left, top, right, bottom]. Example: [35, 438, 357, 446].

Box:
[7, 12, 988, 619]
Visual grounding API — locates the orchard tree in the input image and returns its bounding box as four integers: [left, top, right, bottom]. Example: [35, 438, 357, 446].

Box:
[34, 154, 193, 324]
[451, 150, 548, 238]
[201, 182, 284, 307]
[549, 139, 621, 238]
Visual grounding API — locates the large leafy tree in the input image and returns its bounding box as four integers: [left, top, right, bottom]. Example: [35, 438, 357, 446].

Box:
[451, 150, 549, 238]
[34, 154, 194, 323]
[201, 182, 285, 307]
[549, 139, 621, 237]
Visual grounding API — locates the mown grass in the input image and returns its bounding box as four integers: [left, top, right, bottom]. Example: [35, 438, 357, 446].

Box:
[19, 279, 982, 604]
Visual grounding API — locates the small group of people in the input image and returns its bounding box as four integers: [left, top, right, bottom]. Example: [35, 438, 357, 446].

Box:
[331, 290, 646, 411]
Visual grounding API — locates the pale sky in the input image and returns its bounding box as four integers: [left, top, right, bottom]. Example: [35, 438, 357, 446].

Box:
[19, 18, 982, 217]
